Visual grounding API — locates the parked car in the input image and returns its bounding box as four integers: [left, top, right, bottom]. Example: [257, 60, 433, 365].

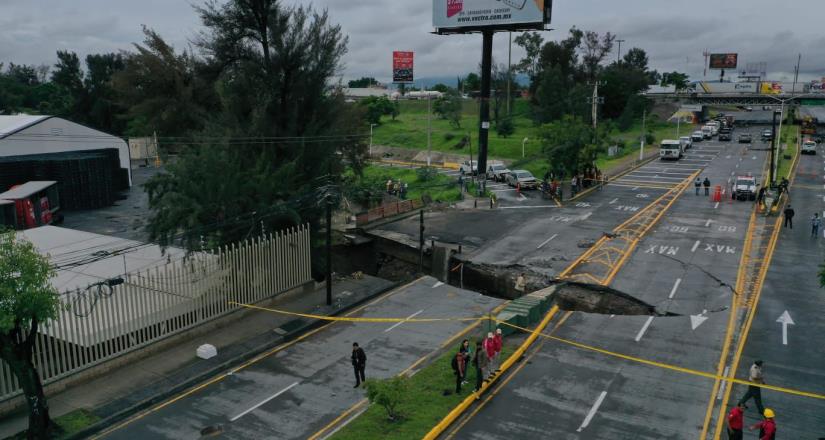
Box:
[679, 136, 693, 150]
[762, 129, 773, 141]
[719, 132, 732, 141]
[505, 170, 539, 189]
[459, 160, 478, 175]
[691, 131, 704, 142]
[802, 140, 817, 155]
[486, 163, 511, 181]
[738, 133, 752, 143]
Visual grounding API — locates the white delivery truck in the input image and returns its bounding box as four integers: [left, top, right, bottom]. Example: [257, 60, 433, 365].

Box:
[660, 140, 683, 160]
[702, 125, 714, 139]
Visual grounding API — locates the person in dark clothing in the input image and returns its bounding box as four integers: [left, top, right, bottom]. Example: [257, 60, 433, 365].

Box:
[784, 205, 795, 229]
[459, 339, 471, 385]
[351, 343, 367, 388]
[756, 186, 766, 206]
[695, 177, 701, 195]
[703, 177, 711, 196]
[472, 341, 486, 396]
[451, 351, 466, 394]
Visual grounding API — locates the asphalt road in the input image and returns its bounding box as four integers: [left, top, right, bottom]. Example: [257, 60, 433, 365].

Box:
[446, 133, 770, 439]
[99, 276, 504, 440]
[727, 141, 825, 438]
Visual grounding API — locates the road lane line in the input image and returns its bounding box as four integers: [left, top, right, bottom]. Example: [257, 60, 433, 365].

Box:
[705, 219, 713, 227]
[230, 382, 299, 422]
[691, 240, 701, 252]
[576, 391, 608, 432]
[714, 202, 720, 209]
[385, 309, 424, 332]
[609, 198, 618, 204]
[668, 278, 682, 299]
[634, 316, 654, 342]
[537, 234, 558, 249]
[717, 366, 730, 400]
[498, 205, 559, 209]
[317, 406, 370, 440]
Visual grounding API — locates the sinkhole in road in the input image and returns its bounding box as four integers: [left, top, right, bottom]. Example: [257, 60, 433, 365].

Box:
[551, 281, 679, 317]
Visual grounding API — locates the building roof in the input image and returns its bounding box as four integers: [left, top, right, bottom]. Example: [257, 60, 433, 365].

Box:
[0, 115, 51, 139]
[0, 181, 57, 199]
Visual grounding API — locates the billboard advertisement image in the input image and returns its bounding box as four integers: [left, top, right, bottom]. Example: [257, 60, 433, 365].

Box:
[433, 0, 550, 32]
[709, 53, 738, 69]
[393, 51, 414, 83]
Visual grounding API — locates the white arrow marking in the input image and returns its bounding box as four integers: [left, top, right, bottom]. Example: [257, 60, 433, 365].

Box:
[691, 310, 709, 330]
[432, 281, 444, 288]
[519, 193, 528, 201]
[776, 310, 795, 345]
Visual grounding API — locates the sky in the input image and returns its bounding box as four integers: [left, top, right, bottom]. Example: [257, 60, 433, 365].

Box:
[1, 0, 824, 85]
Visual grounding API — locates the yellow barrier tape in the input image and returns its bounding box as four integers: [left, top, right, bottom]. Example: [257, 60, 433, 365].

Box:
[230, 302, 488, 324]
[496, 320, 825, 401]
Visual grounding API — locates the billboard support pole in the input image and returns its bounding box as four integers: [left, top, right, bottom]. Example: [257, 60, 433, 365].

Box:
[478, 30, 493, 182]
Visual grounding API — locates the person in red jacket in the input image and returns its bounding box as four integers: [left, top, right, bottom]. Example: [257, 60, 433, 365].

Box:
[483, 332, 496, 378]
[749, 408, 776, 440]
[492, 328, 503, 373]
[726, 402, 745, 440]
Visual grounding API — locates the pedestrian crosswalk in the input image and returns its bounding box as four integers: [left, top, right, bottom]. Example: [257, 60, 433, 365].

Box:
[612, 146, 723, 189]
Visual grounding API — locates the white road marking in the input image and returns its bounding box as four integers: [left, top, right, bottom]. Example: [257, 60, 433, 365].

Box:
[432, 281, 444, 288]
[519, 194, 528, 201]
[317, 405, 370, 440]
[776, 310, 795, 345]
[668, 278, 682, 299]
[385, 309, 425, 333]
[577, 391, 608, 432]
[691, 240, 701, 252]
[714, 202, 720, 209]
[632, 186, 639, 190]
[691, 310, 709, 330]
[498, 205, 559, 209]
[536, 234, 558, 249]
[230, 382, 300, 422]
[635, 316, 655, 342]
[717, 366, 730, 400]
[491, 189, 517, 192]
[609, 198, 618, 204]
[705, 219, 713, 227]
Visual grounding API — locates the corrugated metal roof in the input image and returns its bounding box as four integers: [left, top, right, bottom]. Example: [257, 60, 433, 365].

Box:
[0, 115, 51, 139]
[0, 181, 57, 199]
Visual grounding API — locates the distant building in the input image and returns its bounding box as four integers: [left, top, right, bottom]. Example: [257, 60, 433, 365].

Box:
[341, 87, 393, 100]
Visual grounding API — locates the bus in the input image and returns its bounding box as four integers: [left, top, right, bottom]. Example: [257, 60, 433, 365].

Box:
[659, 140, 683, 161]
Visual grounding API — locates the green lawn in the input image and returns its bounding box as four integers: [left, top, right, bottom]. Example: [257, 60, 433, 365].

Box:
[776, 126, 799, 180]
[347, 165, 462, 205]
[373, 100, 693, 180]
[5, 409, 101, 440]
[331, 344, 515, 440]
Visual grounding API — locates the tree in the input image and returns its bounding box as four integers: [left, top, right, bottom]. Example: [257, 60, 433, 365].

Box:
[496, 117, 515, 138]
[431, 83, 452, 93]
[660, 71, 690, 91]
[348, 77, 377, 88]
[581, 30, 615, 80]
[434, 89, 462, 128]
[365, 376, 408, 421]
[514, 31, 544, 80]
[0, 231, 60, 439]
[464, 73, 480, 93]
[539, 115, 608, 174]
[359, 96, 394, 125]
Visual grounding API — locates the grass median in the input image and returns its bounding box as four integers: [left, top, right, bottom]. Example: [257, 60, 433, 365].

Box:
[330, 343, 515, 440]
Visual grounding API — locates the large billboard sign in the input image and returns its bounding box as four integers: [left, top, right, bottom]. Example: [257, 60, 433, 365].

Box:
[392, 51, 414, 83]
[709, 53, 738, 70]
[433, 0, 551, 33]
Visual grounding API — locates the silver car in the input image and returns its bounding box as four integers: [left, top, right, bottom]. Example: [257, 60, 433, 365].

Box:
[486, 163, 511, 181]
[506, 170, 539, 189]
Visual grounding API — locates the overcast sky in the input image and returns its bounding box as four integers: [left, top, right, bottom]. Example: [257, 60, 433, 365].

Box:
[2, 0, 824, 84]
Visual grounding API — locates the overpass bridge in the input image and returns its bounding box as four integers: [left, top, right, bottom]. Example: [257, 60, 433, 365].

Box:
[648, 92, 825, 106]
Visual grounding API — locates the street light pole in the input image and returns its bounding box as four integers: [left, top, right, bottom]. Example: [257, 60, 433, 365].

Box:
[522, 137, 529, 158]
[616, 39, 625, 63]
[769, 110, 779, 186]
[369, 123, 376, 158]
[427, 94, 432, 167]
[640, 109, 646, 161]
[507, 31, 512, 116]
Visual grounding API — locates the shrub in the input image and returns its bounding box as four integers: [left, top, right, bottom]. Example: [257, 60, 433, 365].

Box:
[365, 376, 408, 421]
[416, 166, 439, 182]
[443, 132, 456, 141]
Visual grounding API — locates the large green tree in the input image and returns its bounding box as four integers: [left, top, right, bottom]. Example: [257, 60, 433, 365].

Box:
[0, 231, 60, 439]
[539, 115, 608, 175]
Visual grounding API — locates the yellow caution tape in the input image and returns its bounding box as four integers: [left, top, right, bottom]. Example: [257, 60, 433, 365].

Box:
[229, 302, 488, 324]
[496, 320, 825, 401]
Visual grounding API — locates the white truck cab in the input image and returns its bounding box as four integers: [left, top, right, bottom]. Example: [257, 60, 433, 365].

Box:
[702, 126, 713, 139]
[660, 140, 683, 160]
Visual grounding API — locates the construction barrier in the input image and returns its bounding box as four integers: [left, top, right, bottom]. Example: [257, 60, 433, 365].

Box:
[355, 198, 424, 227]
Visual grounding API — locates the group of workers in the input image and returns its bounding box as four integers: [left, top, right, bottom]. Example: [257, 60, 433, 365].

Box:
[385, 179, 408, 199]
[727, 360, 776, 440]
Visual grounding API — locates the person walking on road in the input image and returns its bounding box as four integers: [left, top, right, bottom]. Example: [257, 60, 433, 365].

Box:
[703, 177, 711, 196]
[695, 177, 701, 195]
[451, 351, 466, 394]
[737, 360, 765, 415]
[351, 343, 367, 388]
[748, 408, 777, 440]
[472, 341, 488, 395]
[812, 213, 821, 238]
[726, 402, 745, 440]
[784, 205, 795, 229]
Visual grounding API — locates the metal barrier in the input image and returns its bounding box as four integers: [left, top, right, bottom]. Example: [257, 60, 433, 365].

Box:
[0, 226, 313, 402]
[355, 199, 423, 227]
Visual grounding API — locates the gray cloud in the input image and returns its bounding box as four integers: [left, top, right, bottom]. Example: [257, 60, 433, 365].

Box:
[1, 0, 824, 84]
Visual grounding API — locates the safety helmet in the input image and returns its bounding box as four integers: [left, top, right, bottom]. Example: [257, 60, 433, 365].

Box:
[763, 408, 775, 418]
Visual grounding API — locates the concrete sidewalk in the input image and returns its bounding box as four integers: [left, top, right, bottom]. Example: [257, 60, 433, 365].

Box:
[0, 275, 396, 439]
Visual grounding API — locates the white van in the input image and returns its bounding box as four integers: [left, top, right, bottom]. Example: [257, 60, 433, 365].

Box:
[702, 126, 713, 139]
[660, 140, 683, 160]
[802, 140, 817, 155]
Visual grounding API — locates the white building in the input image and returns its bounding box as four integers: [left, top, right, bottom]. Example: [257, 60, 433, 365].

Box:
[0, 115, 132, 186]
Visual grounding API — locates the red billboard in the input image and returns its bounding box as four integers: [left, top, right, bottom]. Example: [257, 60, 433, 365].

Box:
[393, 51, 414, 83]
[709, 53, 738, 70]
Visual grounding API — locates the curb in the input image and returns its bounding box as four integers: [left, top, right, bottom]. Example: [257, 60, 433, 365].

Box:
[66, 282, 400, 440]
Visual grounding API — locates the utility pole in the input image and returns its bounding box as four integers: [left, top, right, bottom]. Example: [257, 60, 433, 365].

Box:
[369, 123, 376, 158]
[418, 210, 425, 273]
[703, 49, 710, 79]
[427, 94, 432, 167]
[792, 53, 801, 96]
[477, 30, 494, 182]
[769, 110, 779, 186]
[507, 31, 512, 116]
[589, 82, 604, 129]
[640, 109, 647, 161]
[325, 193, 332, 306]
[616, 39, 625, 63]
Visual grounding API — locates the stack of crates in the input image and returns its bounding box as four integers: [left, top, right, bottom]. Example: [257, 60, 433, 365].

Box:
[496, 286, 556, 336]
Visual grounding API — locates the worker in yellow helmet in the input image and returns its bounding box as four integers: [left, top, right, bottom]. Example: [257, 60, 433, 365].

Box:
[749, 408, 776, 440]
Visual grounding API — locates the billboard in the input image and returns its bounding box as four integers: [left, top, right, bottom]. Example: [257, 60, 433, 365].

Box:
[433, 0, 551, 33]
[760, 82, 782, 95]
[392, 51, 414, 83]
[709, 53, 738, 70]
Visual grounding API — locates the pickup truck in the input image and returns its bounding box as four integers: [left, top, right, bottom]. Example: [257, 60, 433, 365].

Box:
[733, 175, 757, 201]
